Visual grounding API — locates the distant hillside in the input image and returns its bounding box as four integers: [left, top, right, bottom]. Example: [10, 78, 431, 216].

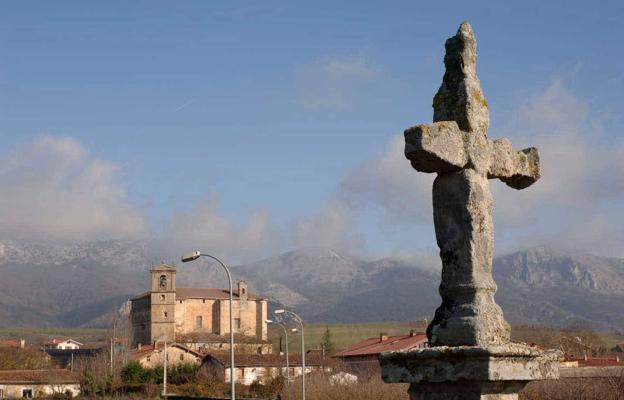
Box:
[1, 240, 624, 331]
[494, 246, 624, 331]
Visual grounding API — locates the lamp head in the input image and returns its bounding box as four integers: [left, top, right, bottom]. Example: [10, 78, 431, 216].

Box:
[274, 309, 285, 315]
[265, 319, 274, 324]
[181, 251, 201, 263]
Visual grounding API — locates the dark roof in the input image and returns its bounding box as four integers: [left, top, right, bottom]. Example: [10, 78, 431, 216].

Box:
[335, 333, 428, 358]
[205, 352, 324, 368]
[0, 369, 78, 384]
[132, 287, 264, 301]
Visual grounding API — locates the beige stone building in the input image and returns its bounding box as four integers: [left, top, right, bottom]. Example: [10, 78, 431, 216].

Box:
[130, 264, 268, 348]
[130, 343, 204, 368]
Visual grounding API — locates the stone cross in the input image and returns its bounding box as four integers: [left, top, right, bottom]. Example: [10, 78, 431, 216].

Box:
[380, 22, 559, 400]
[405, 22, 540, 347]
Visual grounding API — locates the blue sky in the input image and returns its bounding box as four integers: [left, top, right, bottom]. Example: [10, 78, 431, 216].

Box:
[1, 1, 623, 263]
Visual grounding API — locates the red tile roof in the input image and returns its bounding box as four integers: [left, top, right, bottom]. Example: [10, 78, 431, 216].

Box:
[0, 339, 23, 349]
[577, 357, 623, 367]
[0, 369, 78, 384]
[335, 333, 428, 358]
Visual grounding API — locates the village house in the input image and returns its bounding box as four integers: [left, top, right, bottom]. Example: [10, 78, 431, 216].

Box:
[0, 339, 52, 367]
[334, 331, 428, 375]
[42, 339, 83, 350]
[130, 343, 204, 368]
[130, 264, 269, 352]
[0, 369, 80, 398]
[202, 353, 327, 385]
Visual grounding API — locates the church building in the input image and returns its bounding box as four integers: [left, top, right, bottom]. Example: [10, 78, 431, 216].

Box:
[130, 264, 268, 347]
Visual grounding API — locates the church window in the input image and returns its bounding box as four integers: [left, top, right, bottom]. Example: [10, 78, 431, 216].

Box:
[163, 311, 168, 319]
[161, 294, 166, 301]
[22, 389, 33, 398]
[159, 275, 167, 289]
[196, 316, 203, 328]
[234, 318, 241, 332]
[242, 288, 246, 295]
[180, 354, 184, 361]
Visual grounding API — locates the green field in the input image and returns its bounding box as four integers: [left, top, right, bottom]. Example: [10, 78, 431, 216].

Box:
[2, 321, 622, 355]
[268, 320, 427, 353]
[0, 327, 109, 347]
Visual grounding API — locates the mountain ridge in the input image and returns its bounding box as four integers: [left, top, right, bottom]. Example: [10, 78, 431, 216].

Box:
[0, 240, 623, 331]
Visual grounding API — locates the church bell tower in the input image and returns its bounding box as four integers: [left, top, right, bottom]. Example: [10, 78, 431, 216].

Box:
[150, 263, 176, 344]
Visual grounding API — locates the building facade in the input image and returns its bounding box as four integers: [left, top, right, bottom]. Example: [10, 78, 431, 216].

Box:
[0, 370, 80, 399]
[42, 339, 83, 350]
[130, 264, 268, 347]
[203, 353, 327, 385]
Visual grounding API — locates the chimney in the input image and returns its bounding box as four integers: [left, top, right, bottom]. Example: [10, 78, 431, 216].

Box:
[20, 339, 25, 349]
[380, 333, 388, 342]
[409, 330, 415, 337]
[238, 280, 248, 301]
[138, 343, 142, 350]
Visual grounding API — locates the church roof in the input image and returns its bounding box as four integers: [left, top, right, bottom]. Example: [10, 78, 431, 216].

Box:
[150, 263, 176, 271]
[131, 287, 264, 301]
[176, 287, 263, 300]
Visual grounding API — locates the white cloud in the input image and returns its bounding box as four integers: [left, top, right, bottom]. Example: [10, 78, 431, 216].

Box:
[0, 136, 146, 242]
[339, 134, 433, 223]
[162, 195, 283, 265]
[162, 197, 364, 265]
[336, 79, 624, 257]
[290, 202, 364, 252]
[294, 56, 380, 110]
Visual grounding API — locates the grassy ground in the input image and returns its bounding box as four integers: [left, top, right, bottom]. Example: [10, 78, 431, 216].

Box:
[268, 320, 427, 353]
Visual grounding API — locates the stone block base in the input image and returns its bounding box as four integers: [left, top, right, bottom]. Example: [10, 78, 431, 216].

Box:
[380, 343, 561, 400]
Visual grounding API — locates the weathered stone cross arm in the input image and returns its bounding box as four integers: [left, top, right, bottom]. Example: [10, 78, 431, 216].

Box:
[404, 122, 540, 189]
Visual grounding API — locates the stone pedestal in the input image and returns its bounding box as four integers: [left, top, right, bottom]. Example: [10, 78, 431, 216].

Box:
[380, 343, 561, 400]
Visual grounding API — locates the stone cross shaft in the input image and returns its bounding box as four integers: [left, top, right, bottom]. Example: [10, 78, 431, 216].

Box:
[406, 22, 540, 347]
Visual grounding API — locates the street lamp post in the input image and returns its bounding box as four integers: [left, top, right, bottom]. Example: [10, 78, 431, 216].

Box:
[181, 251, 235, 400]
[110, 312, 121, 376]
[274, 309, 305, 400]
